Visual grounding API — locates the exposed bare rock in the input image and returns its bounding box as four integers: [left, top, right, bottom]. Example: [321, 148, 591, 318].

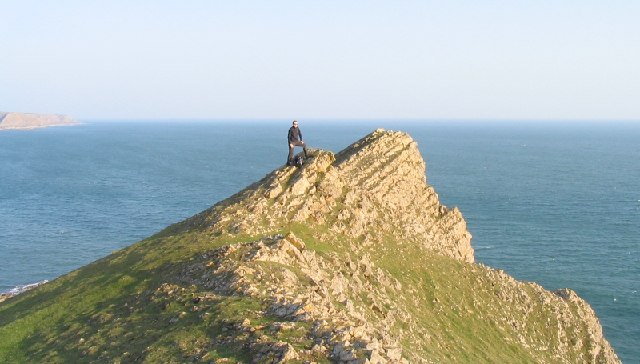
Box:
[174, 233, 412, 363]
[191, 129, 474, 263]
[0, 294, 11, 304]
[150, 129, 616, 363]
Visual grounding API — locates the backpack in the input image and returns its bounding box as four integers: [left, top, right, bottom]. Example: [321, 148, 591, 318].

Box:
[294, 154, 304, 167]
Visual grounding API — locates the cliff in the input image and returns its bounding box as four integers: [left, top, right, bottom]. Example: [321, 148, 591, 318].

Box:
[0, 111, 76, 130]
[0, 130, 619, 363]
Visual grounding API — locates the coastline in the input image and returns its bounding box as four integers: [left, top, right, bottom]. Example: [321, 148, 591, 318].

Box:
[0, 280, 49, 303]
[0, 122, 80, 131]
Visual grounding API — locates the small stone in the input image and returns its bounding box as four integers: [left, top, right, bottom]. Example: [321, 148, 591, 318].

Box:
[280, 342, 299, 361]
[386, 347, 402, 361]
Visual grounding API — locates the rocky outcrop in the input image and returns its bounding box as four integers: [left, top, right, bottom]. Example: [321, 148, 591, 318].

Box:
[155, 128, 616, 363]
[0, 112, 76, 130]
[191, 129, 474, 263]
[161, 232, 619, 363]
[176, 233, 409, 363]
[0, 129, 619, 363]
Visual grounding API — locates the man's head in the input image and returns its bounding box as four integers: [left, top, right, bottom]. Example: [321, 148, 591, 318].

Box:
[292, 120, 298, 128]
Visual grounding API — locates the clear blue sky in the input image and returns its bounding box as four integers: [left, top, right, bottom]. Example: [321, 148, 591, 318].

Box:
[1, 1, 639, 120]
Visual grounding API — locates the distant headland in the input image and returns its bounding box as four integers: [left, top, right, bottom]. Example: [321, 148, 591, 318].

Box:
[0, 112, 77, 130]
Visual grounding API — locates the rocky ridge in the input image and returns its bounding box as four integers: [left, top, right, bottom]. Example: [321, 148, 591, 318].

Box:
[188, 129, 474, 263]
[0, 111, 76, 130]
[0, 129, 619, 363]
[157, 129, 617, 363]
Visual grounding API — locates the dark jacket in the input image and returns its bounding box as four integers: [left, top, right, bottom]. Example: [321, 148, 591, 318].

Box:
[288, 126, 303, 143]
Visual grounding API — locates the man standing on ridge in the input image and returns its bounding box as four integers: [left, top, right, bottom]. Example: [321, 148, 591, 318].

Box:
[287, 119, 308, 166]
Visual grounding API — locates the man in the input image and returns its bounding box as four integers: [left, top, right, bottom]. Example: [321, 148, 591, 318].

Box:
[287, 119, 308, 166]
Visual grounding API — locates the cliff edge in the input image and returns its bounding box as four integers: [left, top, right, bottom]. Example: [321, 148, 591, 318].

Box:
[0, 129, 619, 363]
[185, 129, 473, 263]
[0, 111, 77, 130]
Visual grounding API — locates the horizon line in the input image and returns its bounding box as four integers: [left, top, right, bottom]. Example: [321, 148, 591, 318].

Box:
[79, 117, 640, 123]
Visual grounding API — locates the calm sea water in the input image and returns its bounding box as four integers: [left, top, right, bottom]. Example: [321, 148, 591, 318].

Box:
[1, 120, 638, 361]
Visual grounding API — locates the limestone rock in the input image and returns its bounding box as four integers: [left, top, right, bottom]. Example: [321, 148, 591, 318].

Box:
[192, 129, 474, 263]
[155, 129, 618, 362]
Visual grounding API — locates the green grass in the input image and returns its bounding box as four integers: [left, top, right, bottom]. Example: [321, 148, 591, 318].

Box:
[0, 208, 602, 363]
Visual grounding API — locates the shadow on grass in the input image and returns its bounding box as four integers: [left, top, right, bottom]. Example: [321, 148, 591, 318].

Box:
[1, 238, 272, 363]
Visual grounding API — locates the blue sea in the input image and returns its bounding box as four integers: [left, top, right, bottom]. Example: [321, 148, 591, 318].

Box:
[1, 120, 638, 361]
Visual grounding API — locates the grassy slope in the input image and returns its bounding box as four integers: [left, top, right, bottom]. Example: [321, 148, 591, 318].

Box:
[0, 214, 594, 363]
[1, 133, 608, 363]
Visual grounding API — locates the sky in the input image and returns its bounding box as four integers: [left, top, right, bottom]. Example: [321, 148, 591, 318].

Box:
[1, 1, 639, 120]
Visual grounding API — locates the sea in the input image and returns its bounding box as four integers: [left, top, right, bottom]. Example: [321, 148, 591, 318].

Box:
[0, 120, 638, 362]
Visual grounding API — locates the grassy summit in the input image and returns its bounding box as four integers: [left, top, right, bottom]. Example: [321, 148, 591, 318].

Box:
[0, 130, 619, 363]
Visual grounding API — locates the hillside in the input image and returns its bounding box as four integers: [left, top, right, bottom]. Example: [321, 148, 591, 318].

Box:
[0, 112, 76, 130]
[0, 129, 619, 363]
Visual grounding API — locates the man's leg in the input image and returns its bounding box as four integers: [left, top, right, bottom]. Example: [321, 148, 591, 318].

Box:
[292, 141, 308, 158]
[288, 141, 308, 165]
[288, 144, 295, 165]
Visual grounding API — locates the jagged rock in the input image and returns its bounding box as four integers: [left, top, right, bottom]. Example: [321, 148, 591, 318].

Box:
[192, 130, 474, 263]
[285, 232, 306, 251]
